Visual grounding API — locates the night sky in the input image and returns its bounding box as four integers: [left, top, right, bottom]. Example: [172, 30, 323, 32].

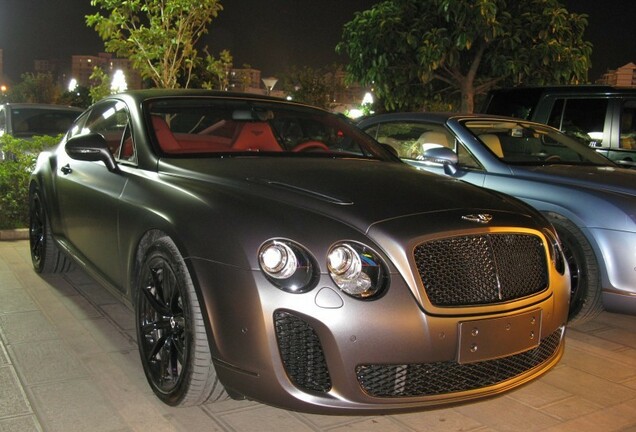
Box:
[1, 0, 635, 83]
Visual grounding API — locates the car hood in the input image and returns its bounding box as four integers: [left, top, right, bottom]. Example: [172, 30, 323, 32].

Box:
[159, 157, 540, 233]
[510, 164, 636, 196]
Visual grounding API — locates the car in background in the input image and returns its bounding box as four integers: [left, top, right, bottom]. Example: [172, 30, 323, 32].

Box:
[359, 112, 636, 324]
[481, 85, 636, 167]
[29, 90, 569, 413]
[0, 102, 82, 160]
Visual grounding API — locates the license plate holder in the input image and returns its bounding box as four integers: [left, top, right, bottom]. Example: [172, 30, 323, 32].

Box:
[458, 309, 542, 364]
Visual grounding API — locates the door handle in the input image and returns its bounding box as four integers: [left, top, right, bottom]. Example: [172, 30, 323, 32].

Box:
[61, 164, 72, 175]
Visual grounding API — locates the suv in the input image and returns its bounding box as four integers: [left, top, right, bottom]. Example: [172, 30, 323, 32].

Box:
[481, 85, 636, 167]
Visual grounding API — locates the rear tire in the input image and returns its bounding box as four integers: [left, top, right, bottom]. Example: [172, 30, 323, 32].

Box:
[135, 235, 228, 406]
[547, 214, 603, 324]
[29, 187, 73, 274]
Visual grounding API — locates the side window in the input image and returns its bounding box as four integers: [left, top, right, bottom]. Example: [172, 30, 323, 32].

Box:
[82, 101, 135, 162]
[548, 98, 609, 148]
[366, 122, 454, 159]
[619, 100, 636, 149]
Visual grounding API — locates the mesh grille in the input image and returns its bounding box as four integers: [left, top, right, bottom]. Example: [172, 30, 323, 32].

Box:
[414, 233, 548, 306]
[356, 328, 563, 398]
[274, 311, 332, 393]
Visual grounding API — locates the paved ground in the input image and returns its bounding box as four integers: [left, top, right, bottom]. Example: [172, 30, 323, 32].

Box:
[1, 239, 636, 432]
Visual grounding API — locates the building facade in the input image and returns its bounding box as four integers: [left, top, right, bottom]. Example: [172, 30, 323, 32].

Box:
[597, 63, 636, 87]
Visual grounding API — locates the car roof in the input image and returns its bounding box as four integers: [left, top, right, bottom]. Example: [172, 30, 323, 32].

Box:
[1, 102, 83, 111]
[488, 85, 636, 96]
[101, 89, 320, 111]
[359, 111, 534, 126]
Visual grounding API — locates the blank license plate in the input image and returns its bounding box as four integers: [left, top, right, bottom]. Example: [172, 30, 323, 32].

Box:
[457, 309, 542, 364]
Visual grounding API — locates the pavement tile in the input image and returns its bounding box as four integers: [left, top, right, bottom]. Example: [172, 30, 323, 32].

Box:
[101, 303, 135, 331]
[454, 395, 561, 432]
[540, 395, 603, 422]
[0, 342, 8, 365]
[0, 415, 42, 432]
[8, 339, 88, 386]
[0, 366, 31, 418]
[541, 400, 636, 432]
[78, 317, 137, 353]
[506, 379, 572, 409]
[73, 281, 119, 306]
[29, 379, 129, 432]
[214, 405, 323, 432]
[561, 345, 636, 382]
[0, 311, 60, 345]
[58, 294, 102, 320]
[389, 407, 484, 432]
[0, 272, 23, 291]
[594, 327, 636, 350]
[0, 289, 38, 314]
[540, 365, 636, 407]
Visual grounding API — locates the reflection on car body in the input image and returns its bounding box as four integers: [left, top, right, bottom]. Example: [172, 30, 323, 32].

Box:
[359, 112, 636, 324]
[30, 90, 569, 414]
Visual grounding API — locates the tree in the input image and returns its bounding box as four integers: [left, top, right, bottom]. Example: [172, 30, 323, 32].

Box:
[8, 73, 61, 104]
[86, 0, 224, 88]
[336, 0, 592, 112]
[194, 49, 233, 90]
[88, 67, 113, 104]
[280, 66, 339, 110]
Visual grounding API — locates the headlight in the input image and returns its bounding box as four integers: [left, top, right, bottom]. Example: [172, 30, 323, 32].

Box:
[544, 229, 566, 275]
[259, 240, 318, 293]
[327, 242, 387, 299]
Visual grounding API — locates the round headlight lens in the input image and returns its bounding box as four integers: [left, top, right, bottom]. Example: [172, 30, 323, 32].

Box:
[260, 242, 297, 279]
[327, 242, 387, 299]
[258, 240, 317, 293]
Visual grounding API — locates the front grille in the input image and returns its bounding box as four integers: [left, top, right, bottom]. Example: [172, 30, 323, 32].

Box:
[274, 311, 332, 393]
[414, 233, 548, 307]
[356, 327, 563, 398]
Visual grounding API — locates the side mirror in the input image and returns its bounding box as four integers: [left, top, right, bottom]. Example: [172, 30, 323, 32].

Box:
[420, 146, 459, 175]
[65, 133, 119, 172]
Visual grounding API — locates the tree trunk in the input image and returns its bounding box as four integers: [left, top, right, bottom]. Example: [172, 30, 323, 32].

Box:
[460, 80, 475, 113]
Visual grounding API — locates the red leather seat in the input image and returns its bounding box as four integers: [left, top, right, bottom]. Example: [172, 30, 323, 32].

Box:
[232, 122, 282, 151]
[152, 116, 180, 152]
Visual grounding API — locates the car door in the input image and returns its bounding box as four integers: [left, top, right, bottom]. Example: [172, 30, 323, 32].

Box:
[55, 100, 131, 289]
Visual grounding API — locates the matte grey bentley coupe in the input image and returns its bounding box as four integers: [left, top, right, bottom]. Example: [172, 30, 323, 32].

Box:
[29, 90, 569, 414]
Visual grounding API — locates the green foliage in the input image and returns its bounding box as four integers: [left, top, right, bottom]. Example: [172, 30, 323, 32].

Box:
[89, 67, 113, 103]
[0, 135, 61, 229]
[337, 0, 592, 112]
[7, 72, 61, 104]
[86, 0, 224, 89]
[194, 49, 233, 90]
[280, 65, 343, 109]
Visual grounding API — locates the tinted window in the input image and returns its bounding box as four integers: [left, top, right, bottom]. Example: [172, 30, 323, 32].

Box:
[619, 100, 636, 149]
[548, 98, 608, 147]
[483, 88, 543, 119]
[9, 107, 80, 137]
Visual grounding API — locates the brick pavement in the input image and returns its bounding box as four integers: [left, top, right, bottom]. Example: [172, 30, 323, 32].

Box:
[1, 239, 636, 432]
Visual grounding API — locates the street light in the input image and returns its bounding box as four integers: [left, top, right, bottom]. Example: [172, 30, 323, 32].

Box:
[262, 77, 278, 95]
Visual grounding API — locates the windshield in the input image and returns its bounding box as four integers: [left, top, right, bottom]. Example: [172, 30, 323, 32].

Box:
[146, 98, 392, 159]
[462, 119, 614, 166]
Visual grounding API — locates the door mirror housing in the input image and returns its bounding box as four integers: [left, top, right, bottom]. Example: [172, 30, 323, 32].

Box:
[65, 133, 119, 172]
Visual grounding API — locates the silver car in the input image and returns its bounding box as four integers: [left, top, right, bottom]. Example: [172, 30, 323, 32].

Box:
[360, 113, 636, 324]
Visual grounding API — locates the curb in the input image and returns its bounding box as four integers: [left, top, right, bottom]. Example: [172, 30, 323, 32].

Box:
[0, 228, 29, 241]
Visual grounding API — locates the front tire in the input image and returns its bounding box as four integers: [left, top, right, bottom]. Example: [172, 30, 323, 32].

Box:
[135, 236, 227, 406]
[29, 187, 72, 274]
[547, 214, 603, 324]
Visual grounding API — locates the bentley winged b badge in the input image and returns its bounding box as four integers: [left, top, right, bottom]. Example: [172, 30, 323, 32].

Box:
[461, 213, 493, 224]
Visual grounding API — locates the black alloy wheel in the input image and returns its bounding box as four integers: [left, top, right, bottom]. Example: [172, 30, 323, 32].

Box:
[29, 188, 71, 274]
[136, 236, 227, 406]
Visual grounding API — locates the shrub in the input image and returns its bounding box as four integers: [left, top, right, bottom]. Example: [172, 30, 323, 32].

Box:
[0, 134, 62, 229]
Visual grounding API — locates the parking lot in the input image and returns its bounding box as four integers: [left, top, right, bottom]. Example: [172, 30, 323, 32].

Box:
[1, 238, 636, 432]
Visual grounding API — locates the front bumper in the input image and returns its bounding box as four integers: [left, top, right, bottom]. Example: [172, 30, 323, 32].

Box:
[190, 258, 569, 414]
